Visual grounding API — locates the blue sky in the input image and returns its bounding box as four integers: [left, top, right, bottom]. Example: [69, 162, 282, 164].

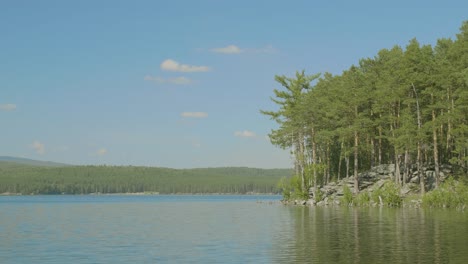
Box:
[1, 0, 466, 168]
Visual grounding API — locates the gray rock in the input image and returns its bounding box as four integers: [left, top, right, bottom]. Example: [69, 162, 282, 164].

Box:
[301, 163, 453, 205]
[374, 179, 386, 190]
[410, 176, 419, 183]
[400, 184, 411, 195]
[317, 201, 325, 206]
[439, 171, 445, 179]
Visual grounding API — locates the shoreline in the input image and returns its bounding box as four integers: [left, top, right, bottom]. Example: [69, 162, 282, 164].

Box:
[0, 192, 280, 196]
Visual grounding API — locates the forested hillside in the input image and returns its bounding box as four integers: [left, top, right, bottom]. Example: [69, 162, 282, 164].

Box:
[262, 21, 468, 198]
[0, 161, 290, 194]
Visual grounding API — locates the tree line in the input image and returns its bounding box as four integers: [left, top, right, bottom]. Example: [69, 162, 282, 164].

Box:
[0, 162, 289, 194]
[262, 21, 468, 198]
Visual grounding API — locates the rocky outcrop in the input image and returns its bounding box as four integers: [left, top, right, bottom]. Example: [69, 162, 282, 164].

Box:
[301, 164, 452, 206]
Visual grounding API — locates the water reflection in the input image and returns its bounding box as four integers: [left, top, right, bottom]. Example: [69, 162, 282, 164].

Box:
[273, 206, 468, 263]
[0, 196, 466, 263]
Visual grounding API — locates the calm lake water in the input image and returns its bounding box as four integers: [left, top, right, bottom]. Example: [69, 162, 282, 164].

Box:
[1, 195, 467, 263]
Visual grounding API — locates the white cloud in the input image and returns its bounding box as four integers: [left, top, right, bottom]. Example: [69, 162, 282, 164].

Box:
[144, 75, 192, 85]
[234, 130, 256, 138]
[0, 104, 16, 111]
[96, 148, 107, 156]
[212, 45, 243, 54]
[181, 112, 208, 118]
[160, 59, 210, 72]
[31, 141, 45, 155]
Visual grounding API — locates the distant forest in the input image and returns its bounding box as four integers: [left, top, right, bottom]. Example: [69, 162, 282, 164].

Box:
[262, 21, 468, 196]
[0, 161, 290, 195]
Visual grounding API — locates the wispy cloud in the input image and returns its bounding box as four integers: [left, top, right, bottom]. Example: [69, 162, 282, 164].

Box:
[234, 130, 256, 138]
[211, 45, 243, 54]
[96, 148, 107, 156]
[31, 141, 45, 155]
[210, 44, 277, 54]
[181, 112, 208, 118]
[0, 104, 16, 111]
[144, 75, 192, 85]
[161, 59, 210, 72]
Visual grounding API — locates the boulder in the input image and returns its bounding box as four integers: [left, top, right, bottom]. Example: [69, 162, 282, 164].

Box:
[400, 184, 412, 195]
[410, 175, 419, 183]
[373, 179, 386, 190]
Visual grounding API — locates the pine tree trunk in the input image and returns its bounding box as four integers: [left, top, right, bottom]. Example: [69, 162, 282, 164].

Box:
[432, 109, 440, 188]
[412, 83, 424, 195]
[294, 137, 300, 177]
[338, 141, 343, 181]
[390, 122, 397, 183]
[403, 150, 409, 184]
[378, 126, 382, 165]
[395, 153, 400, 186]
[371, 137, 375, 168]
[312, 128, 317, 198]
[345, 156, 350, 179]
[354, 130, 359, 194]
[326, 143, 331, 184]
[446, 95, 454, 159]
[299, 133, 306, 193]
[418, 142, 425, 195]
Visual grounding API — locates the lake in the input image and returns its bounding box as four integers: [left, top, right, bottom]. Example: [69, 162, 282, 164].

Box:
[1, 195, 467, 263]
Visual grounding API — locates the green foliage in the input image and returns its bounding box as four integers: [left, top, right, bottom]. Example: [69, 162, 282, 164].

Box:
[304, 163, 326, 188]
[290, 174, 310, 200]
[0, 162, 290, 195]
[339, 181, 403, 207]
[277, 176, 292, 200]
[263, 21, 468, 193]
[371, 181, 402, 207]
[314, 188, 324, 202]
[277, 174, 309, 201]
[261, 71, 321, 194]
[423, 178, 468, 209]
[342, 184, 354, 205]
[355, 191, 371, 206]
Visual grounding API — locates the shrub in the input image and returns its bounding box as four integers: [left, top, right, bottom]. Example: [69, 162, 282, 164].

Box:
[277, 175, 309, 201]
[314, 188, 324, 202]
[371, 181, 402, 207]
[423, 178, 468, 209]
[342, 184, 354, 205]
[277, 176, 292, 200]
[355, 191, 371, 206]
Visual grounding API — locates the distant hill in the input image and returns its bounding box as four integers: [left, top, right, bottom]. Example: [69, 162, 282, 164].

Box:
[0, 156, 70, 167]
[0, 157, 292, 194]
